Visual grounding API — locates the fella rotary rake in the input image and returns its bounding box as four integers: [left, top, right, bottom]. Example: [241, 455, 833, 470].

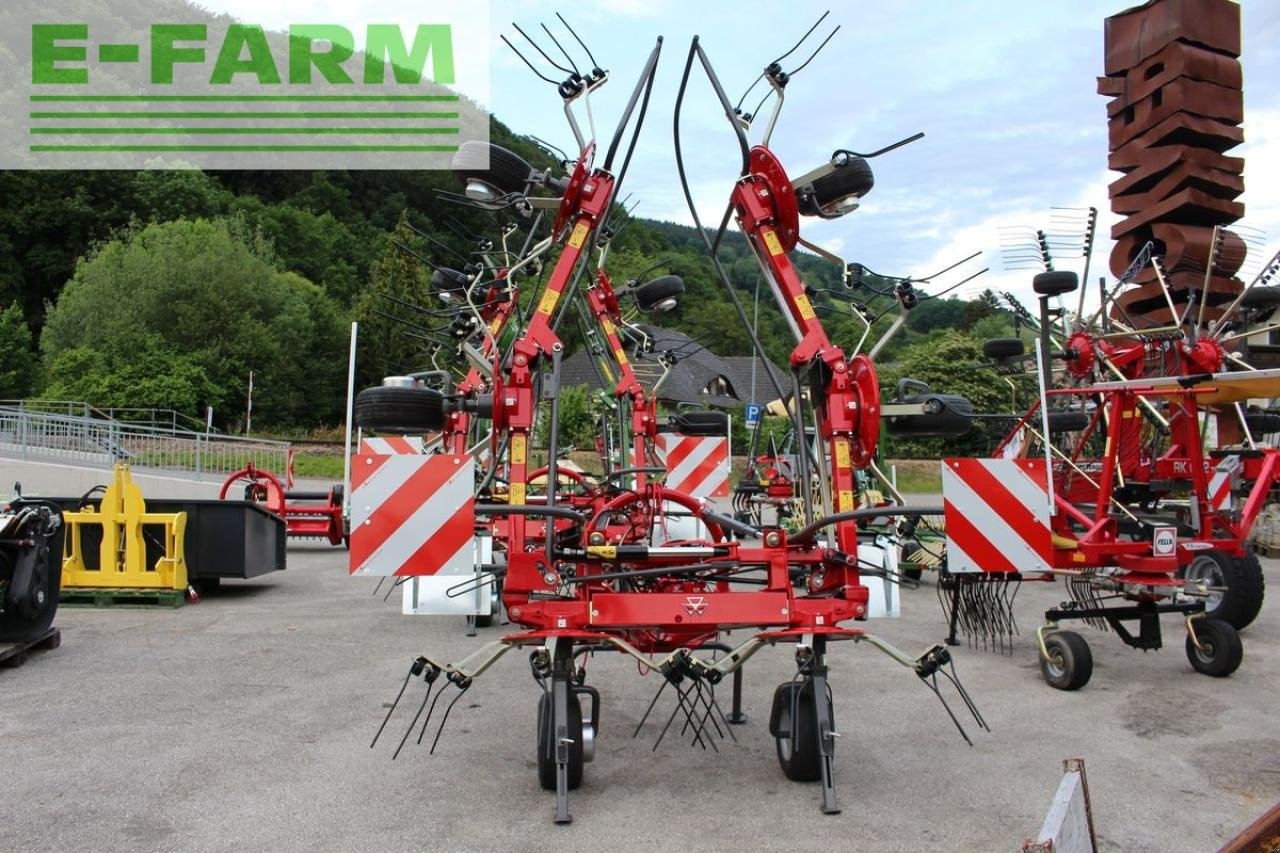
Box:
[353, 16, 985, 823]
[938, 237, 1278, 689]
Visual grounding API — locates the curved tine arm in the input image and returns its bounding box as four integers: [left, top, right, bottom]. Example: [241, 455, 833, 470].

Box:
[602, 38, 663, 173]
[791, 506, 945, 546]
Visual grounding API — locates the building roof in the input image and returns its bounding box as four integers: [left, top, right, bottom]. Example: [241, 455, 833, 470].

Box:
[556, 323, 786, 408]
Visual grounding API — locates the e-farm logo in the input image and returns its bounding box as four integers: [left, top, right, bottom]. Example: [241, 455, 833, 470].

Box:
[3, 2, 490, 170]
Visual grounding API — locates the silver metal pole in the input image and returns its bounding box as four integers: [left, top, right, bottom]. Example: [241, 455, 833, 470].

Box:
[342, 322, 359, 520]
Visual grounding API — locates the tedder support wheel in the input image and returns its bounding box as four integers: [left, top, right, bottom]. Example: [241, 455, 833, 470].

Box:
[1180, 549, 1265, 630]
[354, 386, 446, 434]
[770, 681, 826, 782]
[1186, 618, 1243, 677]
[1039, 630, 1093, 691]
[536, 691, 583, 791]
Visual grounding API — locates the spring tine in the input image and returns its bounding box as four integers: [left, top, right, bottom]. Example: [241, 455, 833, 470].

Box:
[653, 684, 691, 751]
[393, 679, 436, 760]
[633, 678, 668, 738]
[371, 660, 419, 748]
[922, 673, 973, 747]
[706, 684, 738, 743]
[372, 578, 385, 597]
[941, 660, 990, 733]
[686, 682, 720, 752]
[429, 682, 472, 755]
[415, 681, 451, 746]
[674, 683, 710, 750]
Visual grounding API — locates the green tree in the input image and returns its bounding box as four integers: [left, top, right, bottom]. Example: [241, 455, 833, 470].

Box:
[0, 302, 36, 398]
[40, 217, 345, 427]
[353, 212, 432, 386]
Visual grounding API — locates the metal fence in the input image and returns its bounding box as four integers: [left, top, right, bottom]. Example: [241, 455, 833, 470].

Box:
[0, 404, 289, 481]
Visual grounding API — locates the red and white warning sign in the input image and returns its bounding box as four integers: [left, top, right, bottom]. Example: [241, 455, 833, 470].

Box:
[1207, 454, 1240, 513]
[349, 452, 475, 577]
[942, 458, 1054, 576]
[360, 435, 431, 455]
[655, 433, 730, 498]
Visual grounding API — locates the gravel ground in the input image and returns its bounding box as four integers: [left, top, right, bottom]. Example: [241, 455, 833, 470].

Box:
[3, 541, 1277, 852]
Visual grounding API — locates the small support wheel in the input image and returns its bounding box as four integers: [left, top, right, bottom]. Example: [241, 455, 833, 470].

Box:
[1186, 618, 1243, 677]
[770, 681, 823, 782]
[536, 691, 583, 791]
[1040, 630, 1093, 691]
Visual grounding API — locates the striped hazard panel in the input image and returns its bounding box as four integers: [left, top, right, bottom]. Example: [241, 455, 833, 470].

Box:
[1207, 454, 1240, 512]
[349, 453, 475, 577]
[360, 435, 436, 455]
[655, 433, 729, 498]
[942, 458, 1053, 575]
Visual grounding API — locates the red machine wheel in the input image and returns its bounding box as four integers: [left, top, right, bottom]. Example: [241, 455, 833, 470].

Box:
[848, 354, 880, 469]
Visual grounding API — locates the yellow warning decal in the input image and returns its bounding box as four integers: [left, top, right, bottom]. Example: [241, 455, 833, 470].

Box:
[509, 482, 526, 506]
[586, 545, 618, 559]
[834, 439, 851, 469]
[614, 348, 629, 366]
[763, 230, 785, 256]
[537, 289, 560, 316]
[568, 221, 590, 249]
[601, 317, 616, 336]
[511, 435, 527, 465]
[488, 316, 502, 335]
[838, 490, 855, 511]
[1122, 409, 1134, 419]
[795, 293, 816, 320]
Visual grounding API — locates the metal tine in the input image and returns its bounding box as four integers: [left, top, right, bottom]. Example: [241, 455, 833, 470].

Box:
[555, 13, 600, 72]
[786, 24, 840, 77]
[371, 657, 427, 748]
[540, 22, 580, 76]
[498, 34, 560, 86]
[428, 682, 473, 754]
[920, 671, 974, 746]
[705, 683, 738, 743]
[681, 682, 720, 751]
[633, 678, 669, 738]
[676, 682, 712, 750]
[653, 681, 705, 751]
[414, 679, 452, 747]
[939, 658, 990, 732]
[372, 578, 385, 597]
[512, 22, 575, 76]
[393, 675, 438, 759]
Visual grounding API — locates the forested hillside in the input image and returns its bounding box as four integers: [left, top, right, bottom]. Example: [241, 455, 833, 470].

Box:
[0, 116, 1015, 441]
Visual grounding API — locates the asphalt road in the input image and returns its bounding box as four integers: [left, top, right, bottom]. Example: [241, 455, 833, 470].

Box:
[4, 542, 1277, 852]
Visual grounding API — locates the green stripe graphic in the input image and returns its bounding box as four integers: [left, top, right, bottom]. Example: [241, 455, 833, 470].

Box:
[32, 127, 460, 135]
[30, 95, 460, 103]
[31, 111, 460, 120]
[30, 145, 461, 152]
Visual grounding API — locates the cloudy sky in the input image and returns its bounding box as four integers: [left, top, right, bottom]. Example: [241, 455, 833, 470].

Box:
[204, 0, 1279, 311]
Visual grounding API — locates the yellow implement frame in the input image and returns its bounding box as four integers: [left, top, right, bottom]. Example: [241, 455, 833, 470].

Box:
[62, 465, 188, 591]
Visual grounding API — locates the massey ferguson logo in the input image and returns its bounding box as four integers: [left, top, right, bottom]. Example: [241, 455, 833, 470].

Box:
[683, 596, 707, 616]
[1152, 526, 1177, 557]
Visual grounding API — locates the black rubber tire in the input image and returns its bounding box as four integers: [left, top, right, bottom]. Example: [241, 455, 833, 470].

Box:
[1244, 412, 1280, 435]
[903, 565, 923, 582]
[634, 275, 685, 312]
[885, 394, 973, 438]
[1179, 549, 1265, 630]
[1239, 287, 1280, 309]
[1046, 410, 1090, 433]
[451, 141, 533, 197]
[798, 157, 875, 218]
[1040, 630, 1093, 690]
[431, 267, 470, 301]
[773, 682, 823, 782]
[670, 410, 729, 437]
[1185, 618, 1243, 677]
[355, 386, 446, 434]
[0, 543, 60, 644]
[536, 690, 584, 791]
[1033, 270, 1079, 297]
[983, 337, 1025, 360]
